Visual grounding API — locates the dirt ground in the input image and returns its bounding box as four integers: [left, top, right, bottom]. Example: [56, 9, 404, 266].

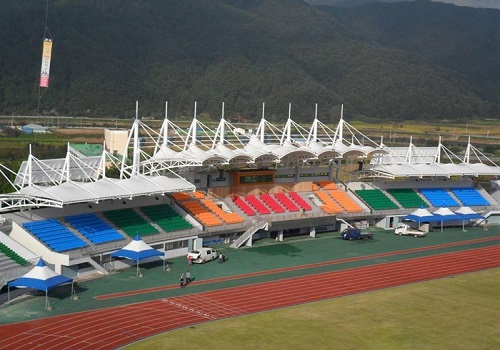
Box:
[55, 128, 105, 135]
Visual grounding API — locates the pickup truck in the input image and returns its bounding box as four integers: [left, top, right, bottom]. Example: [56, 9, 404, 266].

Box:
[394, 223, 427, 237]
[340, 228, 374, 241]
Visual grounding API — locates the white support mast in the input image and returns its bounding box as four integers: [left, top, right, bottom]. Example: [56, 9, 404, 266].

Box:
[121, 101, 141, 178]
[27, 144, 33, 187]
[161, 101, 169, 147]
[212, 102, 226, 148]
[287, 103, 292, 143]
[256, 102, 266, 142]
[191, 102, 197, 146]
[63, 142, 71, 183]
[405, 136, 413, 164]
[220, 102, 225, 145]
[464, 136, 471, 163]
[99, 140, 107, 179]
[435, 136, 443, 163]
[307, 103, 318, 145]
[280, 103, 293, 145]
[132, 101, 141, 176]
[332, 104, 344, 144]
[184, 102, 198, 149]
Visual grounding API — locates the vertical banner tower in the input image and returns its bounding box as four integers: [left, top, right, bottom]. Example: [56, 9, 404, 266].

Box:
[38, 0, 53, 116]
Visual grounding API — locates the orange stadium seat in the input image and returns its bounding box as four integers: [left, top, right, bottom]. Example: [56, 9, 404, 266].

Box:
[182, 199, 222, 227]
[193, 191, 205, 199]
[202, 199, 244, 224]
[318, 180, 338, 190]
[328, 190, 362, 213]
[172, 192, 192, 201]
[315, 191, 343, 214]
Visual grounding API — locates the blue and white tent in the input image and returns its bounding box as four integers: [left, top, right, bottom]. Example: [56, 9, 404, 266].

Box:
[8, 258, 73, 309]
[402, 208, 435, 225]
[454, 207, 485, 231]
[433, 207, 461, 232]
[454, 206, 484, 221]
[110, 235, 164, 276]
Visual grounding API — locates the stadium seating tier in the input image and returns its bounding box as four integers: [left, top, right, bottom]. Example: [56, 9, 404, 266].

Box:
[419, 188, 459, 207]
[23, 219, 88, 252]
[355, 189, 399, 210]
[140, 205, 193, 232]
[387, 188, 428, 208]
[66, 213, 124, 244]
[451, 188, 489, 206]
[0, 242, 29, 266]
[103, 209, 158, 236]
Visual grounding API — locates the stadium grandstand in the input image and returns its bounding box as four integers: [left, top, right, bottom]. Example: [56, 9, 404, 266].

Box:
[1, 102, 499, 289]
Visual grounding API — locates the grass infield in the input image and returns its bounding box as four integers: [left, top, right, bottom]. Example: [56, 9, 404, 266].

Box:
[126, 268, 500, 350]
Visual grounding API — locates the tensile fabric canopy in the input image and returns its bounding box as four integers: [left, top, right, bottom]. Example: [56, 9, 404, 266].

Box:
[8, 258, 73, 309]
[110, 235, 164, 276]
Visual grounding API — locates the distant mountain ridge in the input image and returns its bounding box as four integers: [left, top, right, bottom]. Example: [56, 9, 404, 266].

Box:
[306, 0, 500, 9]
[0, 0, 498, 121]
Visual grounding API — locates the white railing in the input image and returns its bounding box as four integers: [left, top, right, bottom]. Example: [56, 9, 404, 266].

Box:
[231, 219, 268, 248]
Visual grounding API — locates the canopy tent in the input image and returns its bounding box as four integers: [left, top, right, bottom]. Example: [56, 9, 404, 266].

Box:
[110, 235, 164, 276]
[454, 206, 484, 220]
[8, 258, 74, 310]
[433, 207, 460, 221]
[433, 207, 461, 232]
[454, 207, 485, 231]
[402, 208, 435, 226]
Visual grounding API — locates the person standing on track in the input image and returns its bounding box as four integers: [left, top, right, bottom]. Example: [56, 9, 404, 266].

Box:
[179, 273, 185, 288]
[186, 270, 191, 284]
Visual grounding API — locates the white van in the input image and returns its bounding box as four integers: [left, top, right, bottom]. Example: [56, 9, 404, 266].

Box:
[187, 247, 218, 264]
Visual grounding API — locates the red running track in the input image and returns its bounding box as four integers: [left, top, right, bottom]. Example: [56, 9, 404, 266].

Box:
[0, 245, 498, 350]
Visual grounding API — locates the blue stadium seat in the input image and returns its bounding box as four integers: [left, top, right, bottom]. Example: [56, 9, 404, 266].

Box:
[451, 188, 489, 206]
[419, 188, 459, 207]
[66, 213, 124, 245]
[23, 219, 88, 252]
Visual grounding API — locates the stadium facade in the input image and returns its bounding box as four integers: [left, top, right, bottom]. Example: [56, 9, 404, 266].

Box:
[1, 103, 500, 289]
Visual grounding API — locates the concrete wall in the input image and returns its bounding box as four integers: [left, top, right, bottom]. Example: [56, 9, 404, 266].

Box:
[0, 230, 38, 261]
[9, 222, 70, 274]
[104, 128, 128, 156]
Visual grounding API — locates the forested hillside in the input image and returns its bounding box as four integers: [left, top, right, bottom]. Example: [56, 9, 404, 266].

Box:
[306, 0, 500, 9]
[0, 0, 498, 122]
[321, 0, 500, 116]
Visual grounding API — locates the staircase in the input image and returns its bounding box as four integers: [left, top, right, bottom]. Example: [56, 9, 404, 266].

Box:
[230, 220, 269, 248]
